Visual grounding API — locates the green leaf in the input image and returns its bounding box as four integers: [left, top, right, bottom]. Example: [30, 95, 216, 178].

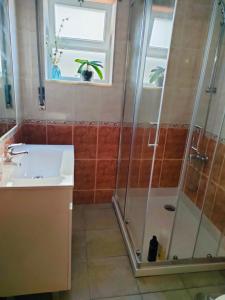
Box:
[77, 62, 87, 73]
[90, 60, 102, 64]
[91, 65, 103, 80]
[91, 62, 103, 68]
[74, 59, 88, 64]
[90, 61, 103, 68]
[149, 72, 159, 84]
[149, 67, 165, 83]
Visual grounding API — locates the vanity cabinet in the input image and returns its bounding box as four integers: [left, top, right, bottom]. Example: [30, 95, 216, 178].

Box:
[0, 187, 73, 297]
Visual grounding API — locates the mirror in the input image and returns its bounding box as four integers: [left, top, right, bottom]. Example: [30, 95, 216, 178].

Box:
[0, 0, 16, 138]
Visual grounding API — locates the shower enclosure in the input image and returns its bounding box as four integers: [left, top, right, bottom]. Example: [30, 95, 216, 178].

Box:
[113, 0, 225, 276]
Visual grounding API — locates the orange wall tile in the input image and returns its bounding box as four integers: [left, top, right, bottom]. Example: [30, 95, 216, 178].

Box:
[183, 131, 225, 234]
[20, 122, 190, 204]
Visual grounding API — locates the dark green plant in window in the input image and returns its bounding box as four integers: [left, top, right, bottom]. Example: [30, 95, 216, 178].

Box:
[74, 59, 103, 81]
[149, 66, 165, 87]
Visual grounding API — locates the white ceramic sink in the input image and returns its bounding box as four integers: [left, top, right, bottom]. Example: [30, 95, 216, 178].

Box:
[0, 144, 74, 187]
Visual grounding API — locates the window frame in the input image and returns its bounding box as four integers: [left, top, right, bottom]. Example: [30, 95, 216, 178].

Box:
[45, 0, 117, 84]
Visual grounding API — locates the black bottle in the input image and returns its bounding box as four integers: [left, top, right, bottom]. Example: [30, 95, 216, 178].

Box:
[148, 235, 158, 262]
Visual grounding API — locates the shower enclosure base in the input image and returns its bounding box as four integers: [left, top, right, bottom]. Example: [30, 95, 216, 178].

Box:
[113, 197, 225, 277]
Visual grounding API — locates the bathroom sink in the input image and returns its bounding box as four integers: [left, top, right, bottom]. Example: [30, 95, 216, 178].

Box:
[0, 144, 74, 297]
[0, 144, 74, 187]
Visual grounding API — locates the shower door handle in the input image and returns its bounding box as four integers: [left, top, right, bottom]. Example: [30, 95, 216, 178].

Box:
[147, 122, 159, 147]
[191, 125, 202, 152]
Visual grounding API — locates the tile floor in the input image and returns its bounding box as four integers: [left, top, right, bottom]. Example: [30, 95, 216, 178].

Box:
[14, 204, 225, 300]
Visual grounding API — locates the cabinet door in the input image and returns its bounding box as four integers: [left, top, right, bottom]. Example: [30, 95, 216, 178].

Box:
[0, 188, 73, 297]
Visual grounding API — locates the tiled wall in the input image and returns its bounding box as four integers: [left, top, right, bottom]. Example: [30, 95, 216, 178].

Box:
[0, 122, 9, 137]
[160, 0, 211, 125]
[184, 133, 225, 232]
[20, 121, 120, 204]
[15, 0, 211, 128]
[16, 0, 129, 123]
[117, 125, 188, 189]
[11, 0, 210, 205]
[0, 120, 17, 137]
[15, 122, 189, 204]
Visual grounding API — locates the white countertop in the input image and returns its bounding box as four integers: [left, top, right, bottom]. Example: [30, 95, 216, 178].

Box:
[0, 144, 74, 188]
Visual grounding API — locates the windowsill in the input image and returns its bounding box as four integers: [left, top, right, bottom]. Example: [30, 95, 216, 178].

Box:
[143, 85, 163, 90]
[46, 79, 112, 87]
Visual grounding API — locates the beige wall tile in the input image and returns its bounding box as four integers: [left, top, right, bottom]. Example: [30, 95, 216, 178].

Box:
[16, 0, 129, 123]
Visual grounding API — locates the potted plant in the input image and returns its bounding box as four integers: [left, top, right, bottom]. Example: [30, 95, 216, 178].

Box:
[74, 59, 103, 81]
[149, 66, 165, 87]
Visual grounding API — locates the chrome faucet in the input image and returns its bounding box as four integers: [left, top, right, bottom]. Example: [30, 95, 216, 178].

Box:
[189, 151, 208, 163]
[4, 143, 28, 163]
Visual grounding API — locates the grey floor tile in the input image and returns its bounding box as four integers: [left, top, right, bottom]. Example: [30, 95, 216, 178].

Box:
[137, 275, 184, 293]
[220, 269, 225, 279]
[88, 256, 139, 298]
[72, 206, 85, 231]
[86, 229, 127, 259]
[85, 208, 119, 230]
[63, 261, 91, 300]
[187, 285, 225, 299]
[98, 296, 142, 300]
[142, 290, 192, 300]
[179, 271, 225, 288]
[72, 230, 87, 262]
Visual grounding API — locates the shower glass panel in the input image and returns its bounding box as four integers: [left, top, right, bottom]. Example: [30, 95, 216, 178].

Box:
[115, 0, 225, 275]
[194, 32, 225, 258]
[135, 0, 176, 262]
[116, 0, 146, 217]
[169, 0, 225, 260]
[116, 0, 176, 258]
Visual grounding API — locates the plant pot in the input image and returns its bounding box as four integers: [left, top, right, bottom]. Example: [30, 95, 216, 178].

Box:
[157, 77, 164, 87]
[81, 70, 93, 81]
[52, 65, 61, 80]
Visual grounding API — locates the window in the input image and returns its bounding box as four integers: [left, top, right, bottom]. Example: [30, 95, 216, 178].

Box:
[143, 10, 173, 88]
[45, 0, 117, 83]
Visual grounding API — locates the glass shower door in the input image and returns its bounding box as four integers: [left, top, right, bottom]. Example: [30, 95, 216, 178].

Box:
[123, 0, 151, 255]
[124, 0, 176, 259]
[194, 14, 225, 258]
[116, 0, 146, 217]
[169, 0, 225, 261]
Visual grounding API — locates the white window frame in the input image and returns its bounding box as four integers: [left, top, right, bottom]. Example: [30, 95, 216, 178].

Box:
[45, 0, 117, 84]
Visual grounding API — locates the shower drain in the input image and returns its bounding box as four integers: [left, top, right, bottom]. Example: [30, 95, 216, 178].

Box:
[164, 204, 176, 212]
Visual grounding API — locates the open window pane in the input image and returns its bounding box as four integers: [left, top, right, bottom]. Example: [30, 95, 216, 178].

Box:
[150, 18, 173, 49]
[55, 4, 106, 41]
[56, 48, 106, 80]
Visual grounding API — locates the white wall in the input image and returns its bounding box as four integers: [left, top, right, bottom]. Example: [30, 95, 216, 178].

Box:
[16, 0, 129, 123]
